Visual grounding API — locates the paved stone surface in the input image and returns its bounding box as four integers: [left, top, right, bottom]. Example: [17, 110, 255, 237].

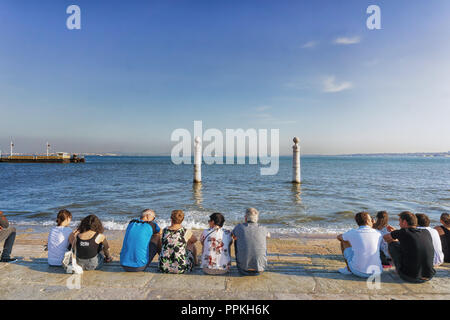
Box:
[1, 235, 449, 300]
[226, 272, 316, 294]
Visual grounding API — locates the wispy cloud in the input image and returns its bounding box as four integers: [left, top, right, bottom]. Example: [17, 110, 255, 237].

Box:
[254, 105, 272, 112]
[301, 40, 319, 49]
[253, 106, 296, 124]
[333, 36, 361, 45]
[322, 76, 353, 93]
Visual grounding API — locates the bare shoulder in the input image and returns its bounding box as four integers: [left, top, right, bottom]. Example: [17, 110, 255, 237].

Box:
[96, 233, 106, 243]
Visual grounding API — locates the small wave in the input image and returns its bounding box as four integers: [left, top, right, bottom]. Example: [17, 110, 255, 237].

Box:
[260, 216, 326, 225]
[9, 218, 211, 232]
[334, 210, 354, 217]
[268, 226, 349, 235]
[25, 212, 53, 219]
[9, 218, 352, 235]
[102, 220, 128, 231]
[52, 200, 108, 210]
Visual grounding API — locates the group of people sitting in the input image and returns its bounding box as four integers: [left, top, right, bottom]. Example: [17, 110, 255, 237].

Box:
[119, 207, 269, 275]
[337, 211, 450, 283]
[1, 209, 449, 282]
[0, 207, 269, 275]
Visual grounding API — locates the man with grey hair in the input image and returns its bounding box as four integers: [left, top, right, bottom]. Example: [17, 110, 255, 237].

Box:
[232, 208, 271, 276]
[120, 209, 162, 272]
[141, 209, 155, 221]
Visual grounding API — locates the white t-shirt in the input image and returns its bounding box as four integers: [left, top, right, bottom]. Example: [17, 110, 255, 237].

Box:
[418, 226, 444, 266]
[48, 226, 73, 266]
[343, 226, 382, 274]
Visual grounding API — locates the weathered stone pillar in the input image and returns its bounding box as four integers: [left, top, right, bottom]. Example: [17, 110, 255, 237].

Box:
[193, 182, 203, 206]
[193, 136, 202, 183]
[292, 137, 301, 183]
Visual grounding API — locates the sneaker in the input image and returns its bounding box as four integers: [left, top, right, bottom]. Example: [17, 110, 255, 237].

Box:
[0, 258, 18, 263]
[338, 267, 352, 275]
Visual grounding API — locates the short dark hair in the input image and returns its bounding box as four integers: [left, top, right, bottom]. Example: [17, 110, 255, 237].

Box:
[355, 212, 371, 226]
[441, 213, 450, 227]
[56, 209, 72, 226]
[398, 211, 417, 227]
[209, 212, 225, 227]
[171, 210, 184, 224]
[77, 214, 104, 233]
[415, 213, 430, 227]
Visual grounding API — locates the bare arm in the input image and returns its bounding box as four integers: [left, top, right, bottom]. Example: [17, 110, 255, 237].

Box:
[68, 230, 79, 247]
[383, 233, 395, 244]
[188, 234, 197, 245]
[386, 225, 396, 232]
[337, 234, 344, 242]
[435, 226, 444, 236]
[95, 233, 106, 244]
[200, 232, 205, 246]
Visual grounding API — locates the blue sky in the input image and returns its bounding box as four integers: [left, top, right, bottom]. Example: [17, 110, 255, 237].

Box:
[0, 0, 449, 155]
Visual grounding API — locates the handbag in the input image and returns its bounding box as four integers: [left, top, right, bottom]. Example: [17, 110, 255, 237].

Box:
[63, 235, 83, 274]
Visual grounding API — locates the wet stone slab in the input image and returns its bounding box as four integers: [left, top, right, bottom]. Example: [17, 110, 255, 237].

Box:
[0, 284, 76, 300]
[2, 235, 450, 300]
[147, 272, 227, 291]
[78, 268, 154, 289]
[225, 272, 316, 294]
[312, 271, 410, 296]
[0, 262, 69, 286]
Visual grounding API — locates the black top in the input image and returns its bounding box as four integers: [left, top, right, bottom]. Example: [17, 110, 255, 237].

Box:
[440, 226, 450, 263]
[391, 228, 435, 280]
[76, 232, 101, 260]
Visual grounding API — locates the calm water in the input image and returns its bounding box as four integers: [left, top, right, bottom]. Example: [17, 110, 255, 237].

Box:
[0, 156, 449, 234]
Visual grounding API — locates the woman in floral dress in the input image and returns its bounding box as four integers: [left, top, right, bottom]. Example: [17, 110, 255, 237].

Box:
[200, 212, 232, 275]
[159, 210, 198, 274]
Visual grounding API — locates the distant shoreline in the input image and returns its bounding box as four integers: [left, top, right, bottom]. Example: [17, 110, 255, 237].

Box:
[71, 152, 450, 157]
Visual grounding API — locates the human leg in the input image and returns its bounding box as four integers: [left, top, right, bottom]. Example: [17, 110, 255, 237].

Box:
[0, 227, 16, 261]
[388, 242, 402, 272]
[203, 267, 229, 275]
[77, 254, 104, 271]
[122, 265, 146, 272]
[380, 250, 392, 266]
[339, 239, 352, 270]
[237, 267, 260, 276]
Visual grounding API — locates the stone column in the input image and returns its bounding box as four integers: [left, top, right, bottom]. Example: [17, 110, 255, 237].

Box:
[193, 182, 203, 206]
[193, 136, 202, 183]
[292, 137, 301, 183]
